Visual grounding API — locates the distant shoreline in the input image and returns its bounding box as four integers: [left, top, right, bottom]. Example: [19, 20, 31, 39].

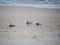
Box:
[0, 4, 60, 9]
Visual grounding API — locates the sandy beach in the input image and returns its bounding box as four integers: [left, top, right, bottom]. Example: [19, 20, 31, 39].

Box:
[0, 6, 60, 45]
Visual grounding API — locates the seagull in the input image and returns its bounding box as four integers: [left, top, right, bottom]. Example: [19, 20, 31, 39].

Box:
[9, 23, 15, 28]
[34, 21, 42, 26]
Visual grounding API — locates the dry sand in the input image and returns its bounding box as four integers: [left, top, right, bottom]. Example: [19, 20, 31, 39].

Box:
[0, 6, 60, 45]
